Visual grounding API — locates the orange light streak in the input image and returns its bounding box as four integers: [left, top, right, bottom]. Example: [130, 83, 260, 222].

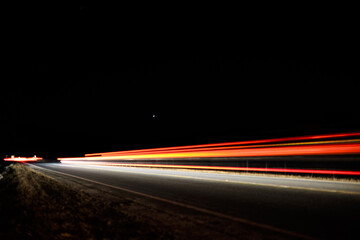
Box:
[58, 143, 360, 161]
[85, 139, 360, 158]
[86, 132, 360, 157]
[58, 132, 360, 176]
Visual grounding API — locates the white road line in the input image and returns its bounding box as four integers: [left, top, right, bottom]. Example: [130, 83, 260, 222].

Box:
[59, 164, 360, 196]
[60, 163, 360, 185]
[30, 164, 315, 240]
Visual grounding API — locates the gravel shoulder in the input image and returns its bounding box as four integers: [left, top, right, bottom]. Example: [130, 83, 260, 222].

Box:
[0, 163, 292, 240]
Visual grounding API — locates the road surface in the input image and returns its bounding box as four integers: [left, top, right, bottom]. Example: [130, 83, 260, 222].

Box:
[29, 163, 360, 239]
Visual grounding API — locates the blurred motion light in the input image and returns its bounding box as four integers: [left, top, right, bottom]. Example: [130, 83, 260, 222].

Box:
[58, 132, 360, 176]
[4, 156, 43, 162]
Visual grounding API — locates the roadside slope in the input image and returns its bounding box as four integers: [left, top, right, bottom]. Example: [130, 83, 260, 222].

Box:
[0, 163, 172, 239]
[0, 163, 290, 240]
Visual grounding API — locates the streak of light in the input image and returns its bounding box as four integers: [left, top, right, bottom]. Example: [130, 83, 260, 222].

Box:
[85, 132, 360, 157]
[85, 139, 360, 158]
[58, 132, 360, 176]
[58, 143, 360, 161]
[4, 156, 43, 162]
[59, 161, 360, 176]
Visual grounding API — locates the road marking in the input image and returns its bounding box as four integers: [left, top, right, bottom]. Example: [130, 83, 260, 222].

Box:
[30, 164, 316, 240]
[61, 164, 360, 196]
[61, 163, 360, 185]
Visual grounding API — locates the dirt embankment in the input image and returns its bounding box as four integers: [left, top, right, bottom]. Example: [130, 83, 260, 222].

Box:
[0, 163, 291, 240]
[0, 163, 173, 240]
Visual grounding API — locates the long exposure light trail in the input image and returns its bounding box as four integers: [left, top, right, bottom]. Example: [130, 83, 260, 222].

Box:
[58, 161, 360, 176]
[84, 139, 360, 158]
[58, 132, 360, 176]
[59, 143, 360, 161]
[4, 156, 43, 162]
[85, 132, 360, 157]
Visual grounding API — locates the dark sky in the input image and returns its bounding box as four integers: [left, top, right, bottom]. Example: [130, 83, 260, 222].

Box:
[1, 3, 359, 158]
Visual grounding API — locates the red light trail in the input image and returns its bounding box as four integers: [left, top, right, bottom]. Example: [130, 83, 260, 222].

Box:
[58, 132, 360, 176]
[82, 139, 359, 158]
[85, 132, 360, 157]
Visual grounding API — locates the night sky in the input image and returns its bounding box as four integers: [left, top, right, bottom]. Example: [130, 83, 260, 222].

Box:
[1, 3, 359, 159]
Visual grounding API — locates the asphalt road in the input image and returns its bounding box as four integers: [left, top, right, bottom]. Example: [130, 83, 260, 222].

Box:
[29, 163, 360, 239]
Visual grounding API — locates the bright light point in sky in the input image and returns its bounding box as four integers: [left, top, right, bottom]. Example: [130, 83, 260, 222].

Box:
[153, 114, 156, 118]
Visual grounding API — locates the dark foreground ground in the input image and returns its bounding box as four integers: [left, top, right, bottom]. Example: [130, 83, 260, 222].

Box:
[0, 163, 291, 240]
